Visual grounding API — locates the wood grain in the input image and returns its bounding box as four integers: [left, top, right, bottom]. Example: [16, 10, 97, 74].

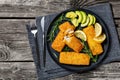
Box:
[0, 20, 34, 61]
[0, 62, 120, 80]
[0, 0, 119, 18]
[0, 62, 37, 80]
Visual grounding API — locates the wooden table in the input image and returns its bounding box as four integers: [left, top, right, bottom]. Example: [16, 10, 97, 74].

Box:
[0, 0, 120, 80]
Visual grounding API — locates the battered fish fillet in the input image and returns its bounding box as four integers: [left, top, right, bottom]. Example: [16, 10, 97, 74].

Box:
[83, 26, 103, 55]
[59, 52, 90, 65]
[64, 36, 83, 52]
[51, 31, 65, 52]
[59, 21, 75, 32]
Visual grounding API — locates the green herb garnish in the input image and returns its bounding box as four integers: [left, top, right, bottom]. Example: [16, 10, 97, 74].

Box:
[81, 40, 98, 62]
[52, 52, 58, 58]
[63, 46, 71, 51]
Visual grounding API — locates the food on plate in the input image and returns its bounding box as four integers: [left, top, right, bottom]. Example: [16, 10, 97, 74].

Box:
[93, 15, 96, 24]
[94, 23, 102, 37]
[65, 11, 96, 27]
[49, 10, 107, 66]
[64, 36, 83, 52]
[75, 11, 82, 23]
[65, 11, 77, 18]
[81, 16, 90, 27]
[59, 52, 90, 65]
[88, 14, 94, 26]
[80, 11, 87, 24]
[59, 21, 75, 32]
[74, 30, 87, 41]
[71, 18, 79, 27]
[64, 29, 74, 37]
[93, 33, 106, 43]
[83, 26, 103, 55]
[51, 31, 65, 52]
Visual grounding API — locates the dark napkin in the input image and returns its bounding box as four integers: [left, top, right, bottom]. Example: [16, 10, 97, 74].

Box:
[26, 3, 120, 80]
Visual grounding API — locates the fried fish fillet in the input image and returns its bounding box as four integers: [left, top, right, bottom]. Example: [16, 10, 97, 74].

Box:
[64, 36, 83, 52]
[83, 26, 103, 55]
[59, 21, 75, 32]
[59, 52, 90, 65]
[51, 31, 65, 52]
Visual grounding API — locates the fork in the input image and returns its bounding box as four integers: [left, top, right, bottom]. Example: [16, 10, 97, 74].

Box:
[31, 24, 41, 69]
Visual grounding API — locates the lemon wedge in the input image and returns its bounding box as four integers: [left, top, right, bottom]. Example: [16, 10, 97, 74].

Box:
[74, 30, 87, 41]
[94, 23, 102, 37]
[93, 33, 106, 43]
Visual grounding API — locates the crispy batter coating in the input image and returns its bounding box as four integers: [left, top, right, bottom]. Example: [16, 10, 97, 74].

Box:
[83, 26, 103, 55]
[59, 21, 75, 32]
[65, 36, 83, 52]
[51, 31, 65, 52]
[59, 52, 90, 65]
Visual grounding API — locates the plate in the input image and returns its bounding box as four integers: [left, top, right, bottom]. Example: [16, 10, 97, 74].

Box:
[46, 8, 110, 72]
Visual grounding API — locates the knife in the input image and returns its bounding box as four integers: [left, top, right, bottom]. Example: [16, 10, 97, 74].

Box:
[41, 16, 46, 67]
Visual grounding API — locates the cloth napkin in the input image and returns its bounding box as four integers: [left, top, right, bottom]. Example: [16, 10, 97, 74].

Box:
[26, 3, 120, 80]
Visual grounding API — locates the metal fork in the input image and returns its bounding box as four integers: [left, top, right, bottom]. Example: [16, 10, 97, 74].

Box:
[31, 24, 41, 69]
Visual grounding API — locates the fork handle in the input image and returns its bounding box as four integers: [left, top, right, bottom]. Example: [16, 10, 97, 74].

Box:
[35, 34, 41, 69]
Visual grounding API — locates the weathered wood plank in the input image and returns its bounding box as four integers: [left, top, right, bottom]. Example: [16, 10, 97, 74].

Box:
[0, 40, 32, 61]
[0, 62, 37, 80]
[0, 19, 35, 34]
[0, 20, 34, 61]
[1, 62, 120, 80]
[0, 0, 119, 18]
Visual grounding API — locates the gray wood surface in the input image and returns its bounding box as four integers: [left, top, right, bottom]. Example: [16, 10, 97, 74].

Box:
[0, 0, 120, 80]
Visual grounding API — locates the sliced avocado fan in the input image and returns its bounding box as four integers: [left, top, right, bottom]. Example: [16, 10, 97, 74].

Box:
[71, 18, 79, 27]
[81, 16, 90, 27]
[75, 11, 82, 23]
[88, 14, 94, 26]
[65, 11, 77, 19]
[80, 11, 87, 24]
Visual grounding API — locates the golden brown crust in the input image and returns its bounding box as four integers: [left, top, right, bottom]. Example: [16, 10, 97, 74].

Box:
[65, 36, 83, 52]
[51, 31, 65, 52]
[83, 26, 103, 55]
[59, 21, 75, 32]
[59, 52, 90, 65]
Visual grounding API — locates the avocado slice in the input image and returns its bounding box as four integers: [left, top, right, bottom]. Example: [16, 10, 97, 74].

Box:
[92, 15, 96, 24]
[88, 14, 94, 26]
[71, 18, 79, 27]
[80, 11, 87, 24]
[75, 11, 82, 23]
[81, 16, 90, 27]
[65, 11, 77, 18]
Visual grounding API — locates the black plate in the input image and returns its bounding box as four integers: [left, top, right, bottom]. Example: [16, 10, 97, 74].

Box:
[46, 8, 110, 72]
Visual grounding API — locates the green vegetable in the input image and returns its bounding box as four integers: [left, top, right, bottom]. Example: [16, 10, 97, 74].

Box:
[75, 11, 82, 23]
[53, 52, 58, 58]
[81, 16, 90, 27]
[71, 18, 79, 27]
[80, 11, 87, 24]
[81, 40, 98, 62]
[65, 11, 77, 18]
[88, 14, 94, 26]
[63, 46, 71, 51]
[92, 15, 96, 24]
